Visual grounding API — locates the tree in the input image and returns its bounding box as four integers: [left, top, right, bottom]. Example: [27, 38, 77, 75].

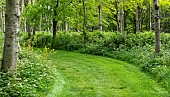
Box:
[153, 0, 161, 54]
[82, 0, 87, 43]
[1, 0, 5, 33]
[2, 0, 20, 73]
[52, 0, 59, 48]
[98, 0, 102, 31]
[116, 0, 124, 33]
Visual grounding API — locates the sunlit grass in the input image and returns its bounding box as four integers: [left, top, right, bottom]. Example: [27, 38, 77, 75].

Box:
[47, 50, 168, 97]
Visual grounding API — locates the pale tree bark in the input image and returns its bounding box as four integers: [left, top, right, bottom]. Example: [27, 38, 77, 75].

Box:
[148, 6, 152, 31]
[98, 1, 102, 31]
[1, 1, 5, 33]
[138, 7, 142, 31]
[153, 0, 161, 54]
[116, 0, 124, 33]
[2, 0, 20, 73]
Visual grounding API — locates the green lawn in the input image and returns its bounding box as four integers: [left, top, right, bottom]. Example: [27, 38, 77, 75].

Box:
[47, 50, 168, 97]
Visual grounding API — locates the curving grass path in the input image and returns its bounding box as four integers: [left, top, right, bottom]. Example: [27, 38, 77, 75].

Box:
[47, 50, 168, 97]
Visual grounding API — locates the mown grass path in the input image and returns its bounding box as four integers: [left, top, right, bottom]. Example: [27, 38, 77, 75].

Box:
[47, 50, 168, 97]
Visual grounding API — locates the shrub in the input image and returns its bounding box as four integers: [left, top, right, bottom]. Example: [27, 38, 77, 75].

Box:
[0, 47, 56, 97]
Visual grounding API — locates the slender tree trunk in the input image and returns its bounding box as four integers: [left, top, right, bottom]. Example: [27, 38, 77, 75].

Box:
[153, 0, 161, 54]
[149, 6, 152, 31]
[2, 0, 20, 73]
[1, 1, 5, 33]
[82, 0, 87, 43]
[115, 0, 119, 32]
[98, 1, 102, 31]
[24, 0, 32, 39]
[52, 0, 59, 48]
[136, 5, 140, 32]
[116, 0, 124, 33]
[139, 7, 142, 31]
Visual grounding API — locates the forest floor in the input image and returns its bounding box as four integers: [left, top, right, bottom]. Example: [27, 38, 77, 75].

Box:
[46, 50, 168, 97]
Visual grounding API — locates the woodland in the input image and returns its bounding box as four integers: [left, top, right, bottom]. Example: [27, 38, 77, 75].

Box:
[0, 0, 170, 96]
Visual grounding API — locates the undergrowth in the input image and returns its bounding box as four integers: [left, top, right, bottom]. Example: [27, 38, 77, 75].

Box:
[21, 31, 170, 93]
[0, 46, 56, 97]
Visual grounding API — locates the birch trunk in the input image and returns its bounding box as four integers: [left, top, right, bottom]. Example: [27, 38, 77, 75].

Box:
[2, 0, 20, 73]
[1, 1, 5, 33]
[149, 6, 152, 31]
[153, 0, 161, 54]
[116, 0, 124, 33]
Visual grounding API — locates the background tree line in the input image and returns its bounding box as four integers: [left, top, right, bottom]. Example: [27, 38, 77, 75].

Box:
[0, 0, 168, 33]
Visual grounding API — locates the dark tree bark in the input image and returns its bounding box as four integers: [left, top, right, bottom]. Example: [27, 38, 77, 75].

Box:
[153, 0, 161, 54]
[98, 1, 102, 31]
[52, 0, 59, 48]
[82, 0, 87, 43]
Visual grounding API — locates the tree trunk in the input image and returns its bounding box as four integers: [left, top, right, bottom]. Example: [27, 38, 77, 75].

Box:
[2, 0, 20, 74]
[115, 0, 119, 32]
[148, 6, 152, 31]
[24, 0, 32, 39]
[153, 0, 161, 54]
[116, 0, 124, 33]
[98, 1, 102, 31]
[82, 0, 87, 43]
[136, 5, 140, 32]
[1, 1, 5, 33]
[139, 7, 142, 31]
[52, 0, 59, 48]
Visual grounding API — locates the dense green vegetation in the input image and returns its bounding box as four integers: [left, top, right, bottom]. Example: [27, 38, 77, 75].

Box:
[1, 0, 170, 96]
[46, 50, 168, 97]
[22, 31, 170, 93]
[0, 33, 56, 96]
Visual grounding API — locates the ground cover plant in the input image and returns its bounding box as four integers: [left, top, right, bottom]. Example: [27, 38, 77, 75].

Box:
[0, 33, 56, 97]
[22, 31, 170, 93]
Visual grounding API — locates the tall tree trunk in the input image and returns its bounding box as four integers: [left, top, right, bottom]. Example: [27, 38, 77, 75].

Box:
[153, 0, 161, 54]
[148, 6, 152, 31]
[138, 7, 142, 31]
[24, 0, 32, 39]
[82, 0, 87, 43]
[116, 0, 124, 33]
[1, 1, 5, 33]
[52, 0, 59, 48]
[98, 1, 102, 31]
[115, 0, 119, 32]
[2, 0, 20, 73]
[136, 5, 140, 32]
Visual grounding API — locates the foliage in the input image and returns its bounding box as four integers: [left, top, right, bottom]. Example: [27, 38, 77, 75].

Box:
[22, 31, 170, 93]
[0, 47, 56, 97]
[20, 0, 170, 33]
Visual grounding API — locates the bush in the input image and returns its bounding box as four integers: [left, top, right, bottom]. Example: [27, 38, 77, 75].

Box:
[0, 47, 56, 97]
